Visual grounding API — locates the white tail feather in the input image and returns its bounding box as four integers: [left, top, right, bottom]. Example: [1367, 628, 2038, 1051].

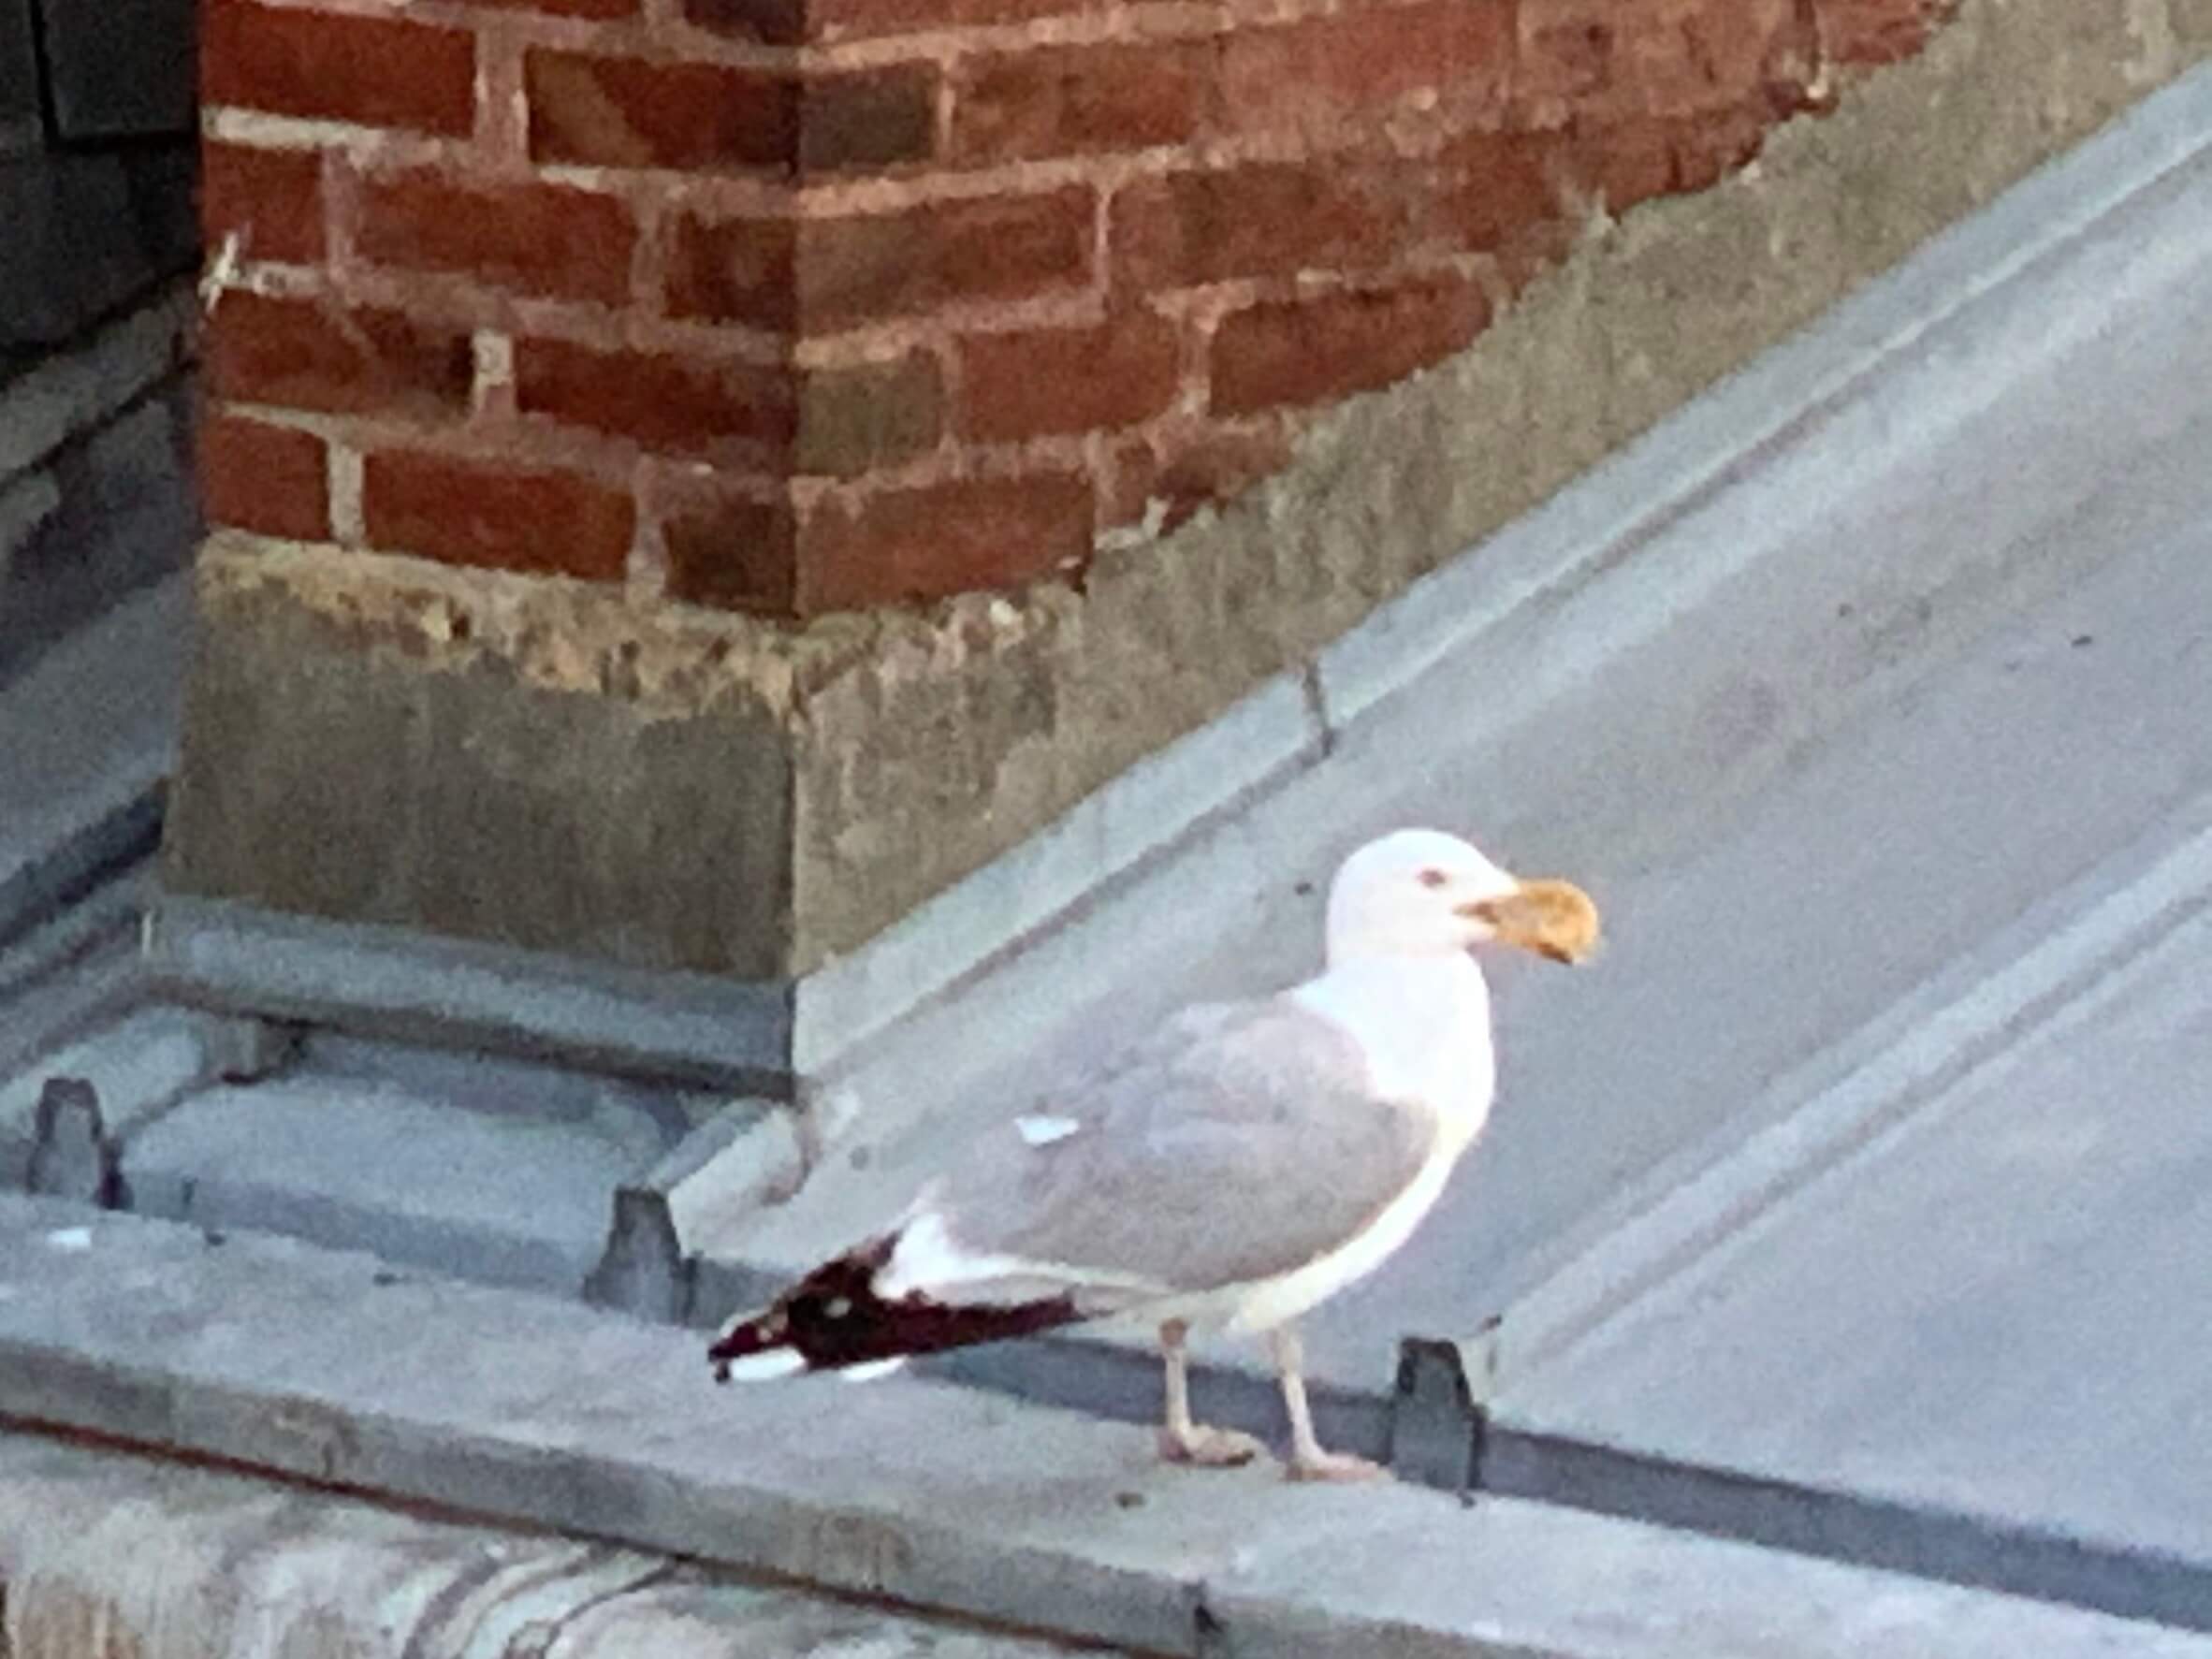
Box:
[874, 1211, 1030, 1298]
[1015, 1113, 1082, 1146]
[716, 1345, 807, 1380]
[838, 1357, 909, 1382]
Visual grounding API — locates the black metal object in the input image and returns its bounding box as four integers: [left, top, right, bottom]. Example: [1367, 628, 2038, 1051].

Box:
[0, 0, 38, 153]
[0, 0, 197, 357]
[36, 0, 195, 141]
[0, 151, 198, 354]
[1387, 1335, 1488, 1493]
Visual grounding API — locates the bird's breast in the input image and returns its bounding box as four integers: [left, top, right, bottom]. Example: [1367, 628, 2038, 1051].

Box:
[1293, 954, 1497, 1130]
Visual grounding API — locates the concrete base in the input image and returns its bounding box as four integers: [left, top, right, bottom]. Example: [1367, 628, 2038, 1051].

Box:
[162, 0, 2212, 1000]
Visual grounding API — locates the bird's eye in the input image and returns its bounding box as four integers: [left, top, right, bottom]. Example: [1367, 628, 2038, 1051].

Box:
[1417, 867, 1449, 889]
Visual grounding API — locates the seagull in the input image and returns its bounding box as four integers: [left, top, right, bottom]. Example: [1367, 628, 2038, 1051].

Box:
[709, 829, 1598, 1481]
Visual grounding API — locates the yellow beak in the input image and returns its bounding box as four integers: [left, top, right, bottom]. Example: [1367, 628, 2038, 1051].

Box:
[1460, 879, 1601, 964]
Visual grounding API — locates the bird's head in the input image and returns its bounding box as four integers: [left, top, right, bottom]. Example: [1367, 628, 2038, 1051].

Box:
[1325, 829, 1600, 968]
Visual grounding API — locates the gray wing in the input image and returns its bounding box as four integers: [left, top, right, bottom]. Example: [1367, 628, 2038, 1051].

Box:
[921, 997, 1438, 1298]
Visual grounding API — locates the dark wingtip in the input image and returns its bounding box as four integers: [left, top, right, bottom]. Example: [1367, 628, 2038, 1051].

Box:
[702, 1232, 1083, 1380]
[706, 1303, 785, 1376]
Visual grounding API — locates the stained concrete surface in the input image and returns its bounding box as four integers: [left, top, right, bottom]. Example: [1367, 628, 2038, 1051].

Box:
[164, 576, 802, 980]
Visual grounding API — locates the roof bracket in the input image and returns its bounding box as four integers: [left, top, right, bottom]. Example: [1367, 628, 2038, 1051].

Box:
[1387, 1323, 1498, 1494]
[26, 1074, 120, 1208]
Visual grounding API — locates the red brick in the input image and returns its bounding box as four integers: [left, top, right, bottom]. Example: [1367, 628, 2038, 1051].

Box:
[958, 314, 1181, 442]
[357, 172, 637, 306]
[1220, 1, 1513, 135]
[683, 0, 810, 45]
[800, 67, 939, 173]
[1682, 0, 1821, 116]
[801, 187, 1094, 328]
[206, 292, 474, 419]
[662, 491, 797, 613]
[362, 451, 633, 580]
[1560, 115, 1673, 214]
[686, 0, 1086, 47]
[201, 0, 474, 136]
[1211, 278, 1491, 415]
[1514, 0, 1614, 118]
[796, 472, 1093, 612]
[201, 143, 326, 265]
[1112, 164, 1410, 291]
[666, 213, 797, 329]
[1518, 0, 1813, 125]
[1816, 0, 1952, 65]
[526, 50, 797, 170]
[464, 0, 638, 15]
[793, 354, 944, 476]
[516, 338, 793, 457]
[1560, 102, 1773, 212]
[1106, 422, 1292, 532]
[953, 40, 1212, 164]
[199, 415, 329, 542]
[1435, 130, 1565, 253]
[1583, 97, 1769, 207]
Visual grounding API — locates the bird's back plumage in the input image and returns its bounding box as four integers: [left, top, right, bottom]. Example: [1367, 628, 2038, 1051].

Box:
[709, 982, 1475, 1379]
[923, 997, 1440, 1294]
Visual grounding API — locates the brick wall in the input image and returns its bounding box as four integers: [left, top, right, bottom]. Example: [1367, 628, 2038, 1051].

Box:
[198, 0, 1954, 619]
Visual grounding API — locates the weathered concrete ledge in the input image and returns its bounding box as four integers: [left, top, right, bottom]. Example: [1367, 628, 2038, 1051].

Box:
[164, 0, 2212, 1007]
[0, 1431, 1071, 1659]
[3, 1194, 2206, 1659]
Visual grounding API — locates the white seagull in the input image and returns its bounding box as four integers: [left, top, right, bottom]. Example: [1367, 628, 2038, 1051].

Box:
[709, 829, 1599, 1481]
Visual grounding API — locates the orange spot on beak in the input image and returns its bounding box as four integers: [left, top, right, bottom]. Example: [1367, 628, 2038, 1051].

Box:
[1462, 879, 1601, 964]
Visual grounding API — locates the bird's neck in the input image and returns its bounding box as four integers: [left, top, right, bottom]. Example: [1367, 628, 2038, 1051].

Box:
[1291, 952, 1496, 1140]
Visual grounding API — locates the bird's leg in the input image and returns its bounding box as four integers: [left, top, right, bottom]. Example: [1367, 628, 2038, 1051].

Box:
[1273, 1325, 1389, 1483]
[1156, 1319, 1265, 1468]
